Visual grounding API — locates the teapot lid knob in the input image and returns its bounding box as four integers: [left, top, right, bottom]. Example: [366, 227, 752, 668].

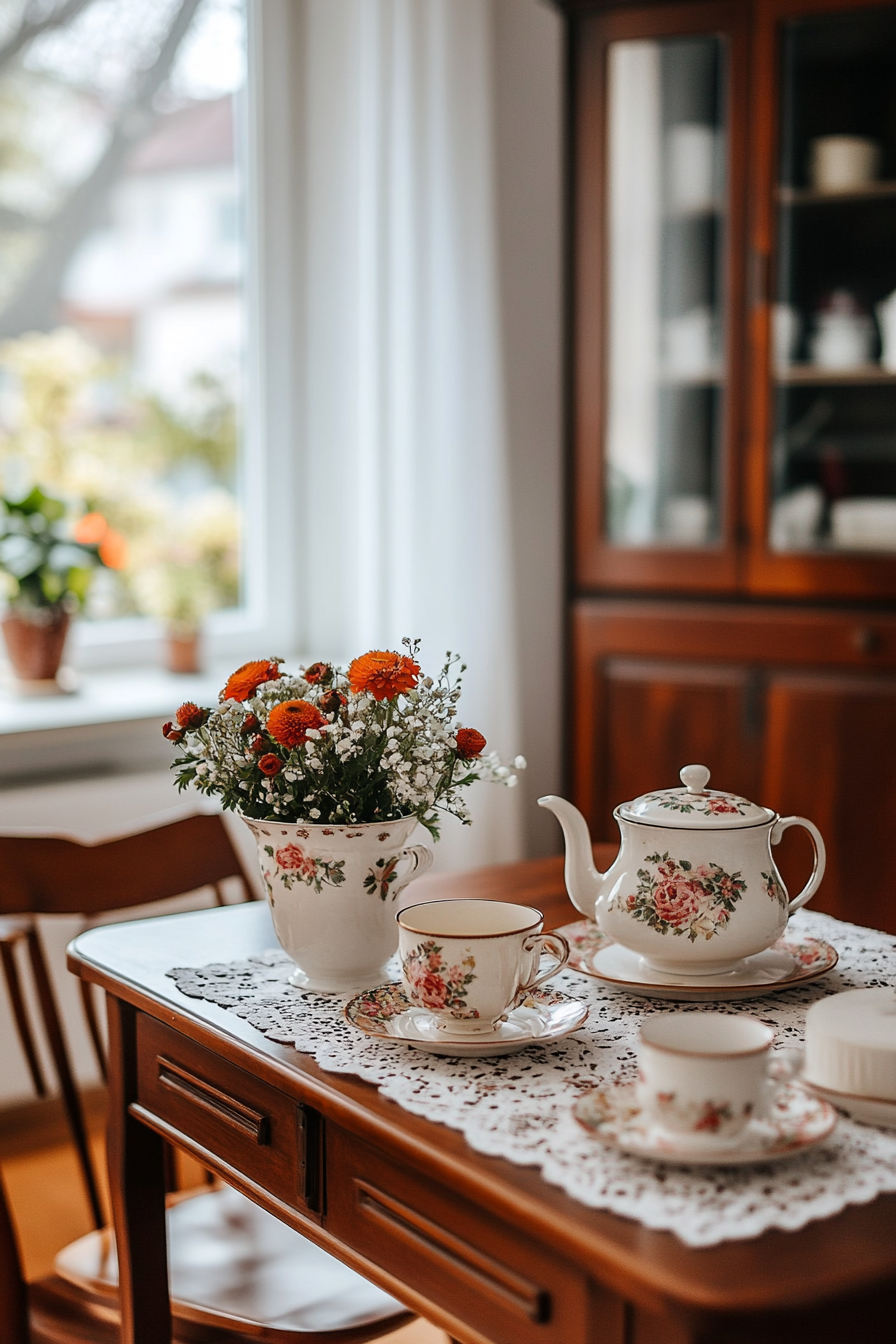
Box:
[680, 763, 711, 794]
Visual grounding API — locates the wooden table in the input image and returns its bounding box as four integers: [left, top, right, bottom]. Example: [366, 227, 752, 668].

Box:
[68, 857, 896, 1344]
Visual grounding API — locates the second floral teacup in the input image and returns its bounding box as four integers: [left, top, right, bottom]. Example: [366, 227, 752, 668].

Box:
[397, 898, 569, 1035]
[637, 1012, 798, 1147]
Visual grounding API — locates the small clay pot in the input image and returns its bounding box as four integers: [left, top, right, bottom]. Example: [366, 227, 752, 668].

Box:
[1, 608, 71, 684]
[167, 629, 202, 675]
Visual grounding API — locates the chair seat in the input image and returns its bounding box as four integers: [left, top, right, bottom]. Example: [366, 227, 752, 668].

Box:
[54, 1185, 412, 1343]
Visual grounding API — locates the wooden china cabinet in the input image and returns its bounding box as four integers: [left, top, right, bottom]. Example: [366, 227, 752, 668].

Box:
[557, 0, 896, 934]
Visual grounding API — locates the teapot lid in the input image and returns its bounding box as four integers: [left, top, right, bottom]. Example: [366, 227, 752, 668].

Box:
[617, 764, 775, 829]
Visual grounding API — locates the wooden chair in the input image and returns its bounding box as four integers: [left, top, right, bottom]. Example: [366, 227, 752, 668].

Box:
[0, 812, 414, 1343]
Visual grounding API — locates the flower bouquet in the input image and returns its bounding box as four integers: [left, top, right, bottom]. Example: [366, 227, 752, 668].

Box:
[164, 641, 523, 992]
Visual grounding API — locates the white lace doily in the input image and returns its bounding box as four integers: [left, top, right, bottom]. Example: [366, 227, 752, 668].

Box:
[168, 909, 896, 1247]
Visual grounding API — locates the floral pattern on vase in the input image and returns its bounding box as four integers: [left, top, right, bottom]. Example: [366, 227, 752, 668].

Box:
[363, 856, 401, 901]
[401, 939, 477, 1016]
[762, 869, 788, 908]
[263, 843, 346, 894]
[623, 852, 747, 942]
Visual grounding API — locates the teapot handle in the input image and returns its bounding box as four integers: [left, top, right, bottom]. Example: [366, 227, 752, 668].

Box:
[771, 816, 826, 913]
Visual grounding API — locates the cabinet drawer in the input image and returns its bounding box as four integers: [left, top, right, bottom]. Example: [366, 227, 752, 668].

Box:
[326, 1125, 604, 1344]
[135, 1015, 320, 1215]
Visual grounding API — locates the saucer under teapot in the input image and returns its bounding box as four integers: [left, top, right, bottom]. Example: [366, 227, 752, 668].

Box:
[539, 765, 825, 977]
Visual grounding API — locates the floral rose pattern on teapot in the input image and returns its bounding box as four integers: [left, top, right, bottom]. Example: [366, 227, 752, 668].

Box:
[644, 790, 751, 818]
[762, 869, 788, 908]
[401, 939, 478, 1016]
[623, 852, 747, 942]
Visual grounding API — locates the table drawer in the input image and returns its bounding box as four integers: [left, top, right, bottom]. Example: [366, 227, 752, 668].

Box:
[135, 1015, 320, 1215]
[326, 1125, 606, 1344]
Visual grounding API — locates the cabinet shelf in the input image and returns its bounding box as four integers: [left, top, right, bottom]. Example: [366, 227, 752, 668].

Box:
[778, 180, 896, 206]
[774, 364, 896, 385]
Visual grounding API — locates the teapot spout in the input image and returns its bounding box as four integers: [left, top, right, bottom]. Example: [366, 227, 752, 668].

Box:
[537, 795, 606, 921]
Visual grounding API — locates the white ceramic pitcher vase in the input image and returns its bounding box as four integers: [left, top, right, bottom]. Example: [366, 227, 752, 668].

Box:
[241, 814, 433, 993]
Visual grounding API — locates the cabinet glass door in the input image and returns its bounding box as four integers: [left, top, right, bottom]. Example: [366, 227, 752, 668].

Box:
[770, 4, 896, 554]
[605, 35, 728, 548]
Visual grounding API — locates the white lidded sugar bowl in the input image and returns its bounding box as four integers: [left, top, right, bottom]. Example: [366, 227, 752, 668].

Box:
[539, 765, 825, 976]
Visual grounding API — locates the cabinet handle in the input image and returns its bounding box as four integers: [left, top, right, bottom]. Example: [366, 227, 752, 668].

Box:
[157, 1057, 270, 1144]
[852, 626, 881, 655]
[355, 1180, 550, 1322]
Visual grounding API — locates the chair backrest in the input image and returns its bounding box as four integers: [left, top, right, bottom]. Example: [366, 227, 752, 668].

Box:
[0, 811, 257, 1230]
[0, 812, 255, 916]
[0, 1168, 29, 1344]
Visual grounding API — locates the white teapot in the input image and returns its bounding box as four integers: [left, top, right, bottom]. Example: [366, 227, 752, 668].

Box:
[539, 765, 825, 976]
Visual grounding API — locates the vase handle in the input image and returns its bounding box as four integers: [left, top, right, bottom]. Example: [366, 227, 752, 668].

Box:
[392, 844, 434, 898]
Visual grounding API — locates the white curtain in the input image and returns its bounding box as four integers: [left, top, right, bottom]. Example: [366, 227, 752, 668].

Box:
[295, 0, 522, 870]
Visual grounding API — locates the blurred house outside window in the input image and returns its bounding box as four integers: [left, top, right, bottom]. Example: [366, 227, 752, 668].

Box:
[0, 0, 249, 657]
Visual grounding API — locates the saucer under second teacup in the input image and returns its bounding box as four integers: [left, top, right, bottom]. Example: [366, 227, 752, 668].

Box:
[344, 983, 589, 1057]
[574, 1080, 836, 1165]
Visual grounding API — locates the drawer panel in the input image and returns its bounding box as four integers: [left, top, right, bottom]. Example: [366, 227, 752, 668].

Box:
[136, 1015, 320, 1214]
[326, 1125, 604, 1344]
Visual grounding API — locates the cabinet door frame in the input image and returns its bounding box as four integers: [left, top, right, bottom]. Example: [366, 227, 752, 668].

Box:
[744, 0, 896, 599]
[571, 1, 751, 593]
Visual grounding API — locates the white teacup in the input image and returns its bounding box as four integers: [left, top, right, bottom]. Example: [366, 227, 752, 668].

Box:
[637, 1012, 797, 1147]
[397, 899, 569, 1035]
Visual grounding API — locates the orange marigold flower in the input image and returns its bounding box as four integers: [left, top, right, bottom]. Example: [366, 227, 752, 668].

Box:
[267, 699, 326, 748]
[456, 728, 486, 759]
[73, 511, 108, 545]
[221, 659, 281, 702]
[304, 661, 332, 685]
[258, 754, 282, 776]
[98, 528, 128, 570]
[176, 702, 208, 730]
[347, 650, 420, 701]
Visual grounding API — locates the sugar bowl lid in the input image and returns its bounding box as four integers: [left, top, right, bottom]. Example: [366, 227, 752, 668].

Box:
[617, 764, 776, 829]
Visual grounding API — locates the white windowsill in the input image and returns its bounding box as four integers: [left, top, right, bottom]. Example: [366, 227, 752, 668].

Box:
[0, 662, 234, 785]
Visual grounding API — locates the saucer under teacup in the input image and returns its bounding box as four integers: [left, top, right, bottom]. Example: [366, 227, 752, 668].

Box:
[559, 919, 838, 1002]
[344, 983, 589, 1057]
[573, 1080, 836, 1165]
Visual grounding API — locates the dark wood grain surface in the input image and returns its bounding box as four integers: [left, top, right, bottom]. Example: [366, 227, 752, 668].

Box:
[69, 859, 896, 1344]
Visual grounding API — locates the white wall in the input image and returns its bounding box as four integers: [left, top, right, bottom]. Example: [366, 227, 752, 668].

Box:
[492, 0, 565, 857]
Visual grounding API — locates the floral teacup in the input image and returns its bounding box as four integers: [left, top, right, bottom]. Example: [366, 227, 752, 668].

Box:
[637, 1011, 798, 1147]
[397, 899, 569, 1035]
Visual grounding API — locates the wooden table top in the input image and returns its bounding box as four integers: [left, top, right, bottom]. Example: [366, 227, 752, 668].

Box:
[68, 854, 896, 1328]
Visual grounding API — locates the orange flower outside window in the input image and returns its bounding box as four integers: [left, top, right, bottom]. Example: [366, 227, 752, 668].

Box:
[98, 528, 128, 570]
[73, 512, 108, 545]
[456, 728, 487, 760]
[222, 659, 282, 702]
[267, 700, 326, 749]
[347, 650, 420, 701]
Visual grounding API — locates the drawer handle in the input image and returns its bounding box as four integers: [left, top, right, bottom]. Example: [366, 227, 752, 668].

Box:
[356, 1181, 550, 1323]
[157, 1057, 270, 1144]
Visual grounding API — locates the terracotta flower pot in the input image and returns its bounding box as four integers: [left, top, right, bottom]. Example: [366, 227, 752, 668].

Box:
[166, 629, 202, 675]
[1, 608, 71, 685]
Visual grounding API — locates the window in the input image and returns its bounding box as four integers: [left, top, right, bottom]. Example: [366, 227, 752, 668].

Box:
[0, 0, 293, 669]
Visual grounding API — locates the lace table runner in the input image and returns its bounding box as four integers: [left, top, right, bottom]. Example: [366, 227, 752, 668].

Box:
[168, 909, 896, 1247]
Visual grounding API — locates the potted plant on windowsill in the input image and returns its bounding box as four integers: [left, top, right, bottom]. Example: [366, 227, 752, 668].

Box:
[163, 642, 525, 993]
[0, 488, 125, 692]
